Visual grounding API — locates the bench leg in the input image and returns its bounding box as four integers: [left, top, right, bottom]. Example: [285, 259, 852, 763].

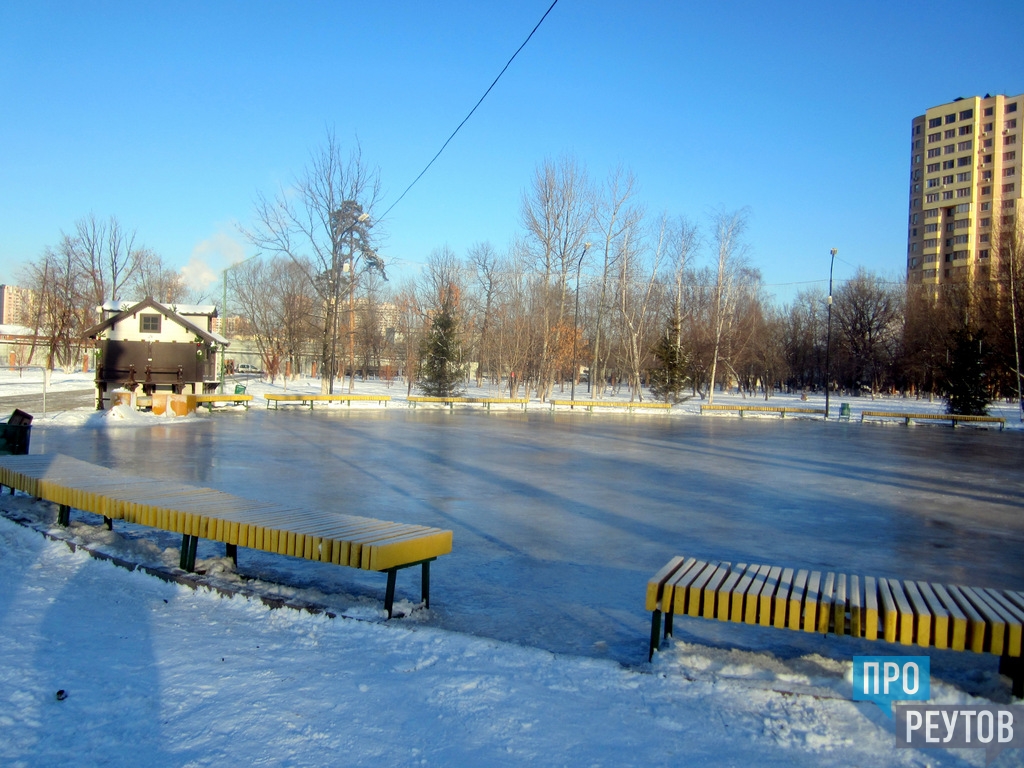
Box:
[422, 560, 431, 608]
[57, 504, 71, 527]
[226, 543, 238, 567]
[649, 610, 662, 661]
[384, 569, 398, 618]
[1000, 655, 1024, 698]
[180, 534, 199, 572]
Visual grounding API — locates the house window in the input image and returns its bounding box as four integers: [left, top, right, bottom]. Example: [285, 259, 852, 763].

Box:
[140, 314, 161, 333]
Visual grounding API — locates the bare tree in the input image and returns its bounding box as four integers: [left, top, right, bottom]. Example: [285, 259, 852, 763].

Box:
[706, 208, 751, 403]
[520, 155, 593, 400]
[245, 131, 383, 393]
[21, 237, 89, 370]
[69, 214, 142, 306]
[127, 249, 189, 304]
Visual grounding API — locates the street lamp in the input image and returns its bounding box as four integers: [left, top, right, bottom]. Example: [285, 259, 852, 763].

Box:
[824, 247, 837, 419]
[570, 242, 592, 402]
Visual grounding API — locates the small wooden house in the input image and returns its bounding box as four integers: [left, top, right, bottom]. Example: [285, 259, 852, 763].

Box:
[85, 298, 229, 409]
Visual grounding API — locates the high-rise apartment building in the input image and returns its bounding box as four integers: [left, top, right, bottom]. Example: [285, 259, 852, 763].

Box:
[907, 93, 1022, 291]
[0, 284, 32, 326]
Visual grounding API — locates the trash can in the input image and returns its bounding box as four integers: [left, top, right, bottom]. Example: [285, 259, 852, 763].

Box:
[234, 384, 247, 395]
[839, 402, 851, 421]
[0, 409, 33, 455]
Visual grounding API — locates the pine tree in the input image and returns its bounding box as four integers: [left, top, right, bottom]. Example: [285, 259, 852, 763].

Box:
[418, 288, 466, 397]
[648, 317, 690, 404]
[941, 327, 991, 416]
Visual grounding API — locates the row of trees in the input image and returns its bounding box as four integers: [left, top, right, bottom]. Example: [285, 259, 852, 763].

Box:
[15, 136, 1024, 416]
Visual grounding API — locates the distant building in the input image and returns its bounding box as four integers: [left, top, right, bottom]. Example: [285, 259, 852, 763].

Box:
[84, 298, 229, 409]
[0, 284, 33, 325]
[907, 93, 1022, 292]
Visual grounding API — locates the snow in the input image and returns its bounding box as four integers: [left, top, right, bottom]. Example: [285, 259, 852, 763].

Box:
[1, 369, 1022, 766]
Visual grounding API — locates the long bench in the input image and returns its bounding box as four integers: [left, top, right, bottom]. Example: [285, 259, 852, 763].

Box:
[860, 410, 1005, 430]
[549, 400, 672, 412]
[0, 454, 451, 617]
[264, 393, 391, 410]
[645, 555, 1023, 696]
[700, 404, 826, 418]
[407, 396, 530, 411]
[195, 394, 253, 410]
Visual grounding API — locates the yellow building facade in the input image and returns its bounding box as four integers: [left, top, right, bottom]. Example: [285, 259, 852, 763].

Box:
[907, 93, 1022, 292]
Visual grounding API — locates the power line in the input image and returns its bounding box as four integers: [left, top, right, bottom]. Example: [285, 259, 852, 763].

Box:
[379, 0, 560, 221]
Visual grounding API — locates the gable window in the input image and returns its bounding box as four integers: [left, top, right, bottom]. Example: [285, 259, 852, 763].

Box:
[140, 314, 162, 333]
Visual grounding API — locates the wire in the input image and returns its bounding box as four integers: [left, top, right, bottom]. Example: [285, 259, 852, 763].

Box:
[378, 0, 560, 221]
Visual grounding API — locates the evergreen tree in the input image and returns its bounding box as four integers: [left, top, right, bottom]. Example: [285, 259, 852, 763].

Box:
[941, 327, 991, 415]
[648, 317, 690, 404]
[418, 288, 466, 397]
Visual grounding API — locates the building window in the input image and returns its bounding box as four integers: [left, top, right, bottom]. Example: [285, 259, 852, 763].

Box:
[981, 201, 991, 211]
[943, 159, 955, 170]
[953, 251, 968, 261]
[924, 208, 940, 219]
[953, 234, 969, 244]
[942, 191, 954, 200]
[945, 113, 957, 124]
[942, 174, 954, 184]
[1004, 166, 1017, 177]
[928, 132, 941, 143]
[1008, 103, 1019, 114]
[1005, 151, 1017, 161]
[953, 218, 971, 229]
[1005, 199, 1016, 208]
[914, 154, 922, 164]
[957, 140, 973, 152]
[956, 187, 971, 198]
[1007, 135, 1018, 145]
[925, 193, 939, 203]
[955, 203, 971, 213]
[959, 125, 972, 136]
[910, 242, 918, 252]
[140, 314, 161, 333]
[927, 162, 940, 173]
[944, 128, 956, 139]
[960, 109, 974, 120]
[944, 144, 956, 155]
[1007, 119, 1019, 130]
[980, 233, 990, 243]
[929, 117, 943, 128]
[957, 157, 971, 167]
[925, 222, 939, 232]
[923, 238, 938, 248]
[985, 107, 994, 116]
[927, 178, 940, 188]
[981, 185, 992, 195]
[927, 148, 941, 158]
[981, 217, 991, 227]
[915, 124, 922, 135]
[1003, 183, 1016, 194]
[980, 249, 990, 259]
[956, 172, 971, 182]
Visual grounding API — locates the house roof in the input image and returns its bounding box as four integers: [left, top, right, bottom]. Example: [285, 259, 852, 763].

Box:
[83, 297, 230, 346]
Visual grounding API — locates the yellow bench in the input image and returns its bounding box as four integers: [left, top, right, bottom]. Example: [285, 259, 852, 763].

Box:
[860, 410, 1005, 430]
[407, 396, 530, 411]
[646, 555, 1024, 697]
[0, 454, 450, 617]
[195, 394, 253, 410]
[700, 404, 826, 418]
[549, 400, 672, 412]
[264, 393, 391, 410]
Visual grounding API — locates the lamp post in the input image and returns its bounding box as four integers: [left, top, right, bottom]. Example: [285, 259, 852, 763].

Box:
[570, 242, 592, 402]
[824, 248, 837, 419]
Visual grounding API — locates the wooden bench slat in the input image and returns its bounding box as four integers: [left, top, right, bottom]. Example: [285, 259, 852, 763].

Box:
[833, 573, 848, 637]
[981, 590, 1024, 657]
[701, 563, 733, 620]
[757, 566, 783, 627]
[672, 560, 716, 615]
[915, 581, 951, 650]
[817, 572, 836, 633]
[663, 558, 704, 613]
[945, 585, 989, 653]
[804, 571, 821, 633]
[788, 569, 809, 631]
[901, 580, 932, 648]
[886, 579, 916, 645]
[645, 555, 687, 611]
[849, 574, 863, 638]
[772, 568, 794, 629]
[723, 564, 756, 622]
[958, 587, 1010, 656]
[743, 565, 771, 624]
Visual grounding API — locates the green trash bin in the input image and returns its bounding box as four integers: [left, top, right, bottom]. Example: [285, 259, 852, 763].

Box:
[839, 402, 851, 421]
[234, 384, 247, 395]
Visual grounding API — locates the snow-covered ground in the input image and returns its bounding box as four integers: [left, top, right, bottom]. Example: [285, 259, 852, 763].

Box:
[1, 369, 1022, 766]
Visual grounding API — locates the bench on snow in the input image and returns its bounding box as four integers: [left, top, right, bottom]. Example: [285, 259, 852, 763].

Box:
[700, 404, 826, 419]
[195, 394, 254, 410]
[264, 393, 391, 410]
[0, 454, 451, 617]
[407, 396, 529, 410]
[549, 400, 672, 412]
[645, 555, 1023, 697]
[859, 411, 1005, 430]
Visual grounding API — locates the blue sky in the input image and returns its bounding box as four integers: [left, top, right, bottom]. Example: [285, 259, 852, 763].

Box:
[2, 1, 1023, 305]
